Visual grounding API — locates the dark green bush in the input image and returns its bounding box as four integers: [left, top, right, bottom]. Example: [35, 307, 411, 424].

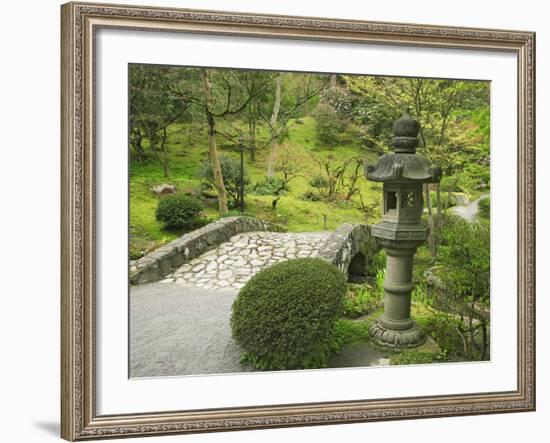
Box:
[440, 176, 462, 193]
[155, 193, 203, 229]
[230, 258, 347, 370]
[249, 177, 287, 196]
[300, 190, 322, 201]
[198, 155, 249, 208]
[430, 191, 457, 209]
[313, 103, 345, 147]
[308, 175, 329, 188]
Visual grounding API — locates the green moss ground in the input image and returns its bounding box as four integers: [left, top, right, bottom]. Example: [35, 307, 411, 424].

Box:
[130, 117, 382, 253]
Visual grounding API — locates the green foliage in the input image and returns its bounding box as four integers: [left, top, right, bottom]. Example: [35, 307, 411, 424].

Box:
[411, 285, 432, 308]
[321, 86, 354, 118]
[413, 307, 469, 361]
[374, 269, 386, 299]
[249, 177, 287, 196]
[440, 176, 461, 193]
[438, 219, 490, 304]
[198, 155, 249, 208]
[332, 319, 371, 346]
[155, 193, 204, 230]
[129, 65, 194, 173]
[343, 76, 490, 177]
[390, 350, 447, 365]
[300, 190, 323, 202]
[343, 284, 381, 318]
[478, 197, 490, 220]
[129, 226, 159, 260]
[231, 258, 347, 370]
[313, 103, 346, 147]
[430, 191, 457, 209]
[366, 250, 386, 278]
[308, 175, 329, 188]
[430, 218, 491, 360]
[462, 163, 490, 192]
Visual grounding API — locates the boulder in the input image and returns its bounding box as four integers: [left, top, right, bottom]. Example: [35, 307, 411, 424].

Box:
[151, 184, 176, 196]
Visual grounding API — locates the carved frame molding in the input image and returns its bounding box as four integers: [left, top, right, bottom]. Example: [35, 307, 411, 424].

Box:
[61, 2, 535, 440]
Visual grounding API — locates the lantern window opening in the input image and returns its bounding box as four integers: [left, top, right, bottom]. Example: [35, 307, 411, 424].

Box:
[385, 191, 397, 213]
[401, 191, 417, 208]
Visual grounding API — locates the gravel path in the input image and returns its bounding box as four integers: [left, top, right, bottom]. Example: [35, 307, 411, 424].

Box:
[130, 282, 251, 377]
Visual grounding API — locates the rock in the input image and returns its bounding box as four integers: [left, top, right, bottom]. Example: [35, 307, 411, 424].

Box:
[150, 184, 176, 195]
[218, 270, 233, 280]
[234, 258, 247, 267]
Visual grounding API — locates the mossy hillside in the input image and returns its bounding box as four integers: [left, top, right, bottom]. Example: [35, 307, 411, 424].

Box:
[130, 117, 382, 252]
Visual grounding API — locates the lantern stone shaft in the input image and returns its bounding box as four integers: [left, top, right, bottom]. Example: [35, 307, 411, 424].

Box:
[365, 114, 442, 348]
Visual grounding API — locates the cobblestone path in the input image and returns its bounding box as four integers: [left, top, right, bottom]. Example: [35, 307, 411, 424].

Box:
[160, 231, 330, 291]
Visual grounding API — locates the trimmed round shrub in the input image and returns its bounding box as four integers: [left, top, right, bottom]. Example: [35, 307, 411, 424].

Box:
[230, 258, 347, 370]
[155, 193, 203, 229]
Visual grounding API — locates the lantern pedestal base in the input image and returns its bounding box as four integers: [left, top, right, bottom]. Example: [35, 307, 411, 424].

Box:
[369, 321, 426, 349]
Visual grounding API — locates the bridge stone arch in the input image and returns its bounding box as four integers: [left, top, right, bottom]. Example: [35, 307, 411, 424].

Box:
[318, 223, 380, 282]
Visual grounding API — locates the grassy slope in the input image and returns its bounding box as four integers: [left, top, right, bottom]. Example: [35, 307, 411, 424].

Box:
[130, 117, 382, 253]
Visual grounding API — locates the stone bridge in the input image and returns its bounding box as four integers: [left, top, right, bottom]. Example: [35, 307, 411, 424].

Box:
[318, 223, 379, 282]
[130, 216, 378, 289]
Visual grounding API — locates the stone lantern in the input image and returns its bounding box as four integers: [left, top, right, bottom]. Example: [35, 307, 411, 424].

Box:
[365, 114, 442, 348]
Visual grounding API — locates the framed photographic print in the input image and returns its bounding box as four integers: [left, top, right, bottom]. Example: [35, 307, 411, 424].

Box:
[61, 1, 536, 440]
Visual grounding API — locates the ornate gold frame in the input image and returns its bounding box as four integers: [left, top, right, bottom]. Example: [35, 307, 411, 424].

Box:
[61, 2, 536, 440]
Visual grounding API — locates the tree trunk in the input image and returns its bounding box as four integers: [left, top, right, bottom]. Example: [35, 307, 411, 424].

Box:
[201, 69, 228, 214]
[267, 74, 283, 178]
[143, 124, 164, 170]
[160, 127, 169, 178]
[248, 112, 257, 162]
[130, 128, 147, 162]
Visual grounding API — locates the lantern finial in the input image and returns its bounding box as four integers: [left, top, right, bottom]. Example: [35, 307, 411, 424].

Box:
[392, 113, 420, 154]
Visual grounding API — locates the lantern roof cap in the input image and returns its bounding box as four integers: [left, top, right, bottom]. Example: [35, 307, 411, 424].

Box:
[365, 114, 442, 183]
[365, 154, 442, 183]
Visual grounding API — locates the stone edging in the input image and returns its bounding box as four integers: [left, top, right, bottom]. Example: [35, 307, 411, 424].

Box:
[130, 216, 286, 285]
